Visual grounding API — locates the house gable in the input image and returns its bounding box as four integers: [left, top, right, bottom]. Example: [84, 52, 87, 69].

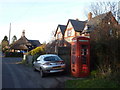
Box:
[64, 21, 76, 42]
[64, 21, 75, 37]
[54, 25, 66, 40]
[64, 19, 86, 43]
[56, 27, 63, 40]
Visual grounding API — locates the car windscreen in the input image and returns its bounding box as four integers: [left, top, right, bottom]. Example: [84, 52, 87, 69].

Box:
[44, 56, 61, 61]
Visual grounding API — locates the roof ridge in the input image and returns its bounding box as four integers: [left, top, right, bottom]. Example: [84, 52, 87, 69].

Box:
[92, 11, 112, 20]
[69, 19, 86, 22]
[58, 24, 66, 26]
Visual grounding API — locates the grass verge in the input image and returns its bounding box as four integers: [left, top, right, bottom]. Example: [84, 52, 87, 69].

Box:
[65, 78, 120, 88]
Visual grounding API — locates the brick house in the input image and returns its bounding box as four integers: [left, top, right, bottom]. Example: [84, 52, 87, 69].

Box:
[64, 19, 86, 43]
[54, 11, 118, 47]
[54, 24, 66, 40]
[82, 11, 118, 35]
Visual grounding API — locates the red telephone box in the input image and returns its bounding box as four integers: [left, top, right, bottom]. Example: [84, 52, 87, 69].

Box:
[71, 36, 90, 77]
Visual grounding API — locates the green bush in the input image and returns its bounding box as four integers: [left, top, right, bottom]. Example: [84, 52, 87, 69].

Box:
[90, 70, 99, 78]
[90, 25, 120, 84]
[28, 44, 46, 56]
[27, 44, 46, 63]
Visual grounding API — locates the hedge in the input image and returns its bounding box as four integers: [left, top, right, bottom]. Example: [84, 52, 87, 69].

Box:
[5, 52, 23, 57]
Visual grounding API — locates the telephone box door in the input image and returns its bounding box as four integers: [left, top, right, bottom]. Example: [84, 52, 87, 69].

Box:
[80, 44, 90, 77]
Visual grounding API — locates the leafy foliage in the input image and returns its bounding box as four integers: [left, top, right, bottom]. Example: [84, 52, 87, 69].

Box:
[90, 21, 120, 83]
[1, 36, 9, 52]
[11, 35, 17, 44]
[27, 44, 46, 63]
[28, 44, 46, 56]
[2, 36, 8, 41]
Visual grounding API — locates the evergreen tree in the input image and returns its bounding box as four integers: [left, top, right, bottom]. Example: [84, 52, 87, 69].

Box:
[12, 35, 17, 44]
[1, 36, 9, 52]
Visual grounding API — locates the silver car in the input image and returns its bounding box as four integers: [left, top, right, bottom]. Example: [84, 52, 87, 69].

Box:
[33, 54, 65, 77]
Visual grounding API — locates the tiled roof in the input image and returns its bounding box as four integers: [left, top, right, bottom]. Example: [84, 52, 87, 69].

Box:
[68, 19, 86, 32]
[54, 24, 66, 36]
[58, 25, 66, 35]
[28, 40, 41, 47]
[82, 11, 116, 33]
[87, 11, 113, 30]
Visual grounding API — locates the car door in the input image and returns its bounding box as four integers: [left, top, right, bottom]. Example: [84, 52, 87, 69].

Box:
[35, 56, 43, 70]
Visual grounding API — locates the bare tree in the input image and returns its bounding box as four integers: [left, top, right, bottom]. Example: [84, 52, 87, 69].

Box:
[118, 1, 120, 23]
[89, 2, 118, 17]
[89, 2, 120, 81]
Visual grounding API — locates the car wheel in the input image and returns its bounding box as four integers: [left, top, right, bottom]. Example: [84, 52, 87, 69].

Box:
[33, 67, 37, 71]
[33, 65, 37, 71]
[40, 68, 45, 78]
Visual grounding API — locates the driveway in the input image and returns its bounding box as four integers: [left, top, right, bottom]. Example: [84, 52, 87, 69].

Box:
[2, 57, 72, 88]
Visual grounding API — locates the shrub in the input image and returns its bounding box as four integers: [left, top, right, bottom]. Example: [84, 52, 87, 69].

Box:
[28, 44, 46, 56]
[27, 44, 46, 63]
[5, 52, 23, 57]
[90, 24, 120, 83]
[90, 70, 99, 78]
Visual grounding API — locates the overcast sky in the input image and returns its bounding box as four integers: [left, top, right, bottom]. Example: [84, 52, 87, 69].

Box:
[0, 0, 119, 43]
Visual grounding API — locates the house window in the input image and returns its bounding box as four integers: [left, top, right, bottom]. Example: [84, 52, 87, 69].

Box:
[57, 33, 62, 39]
[109, 29, 113, 36]
[67, 30, 72, 37]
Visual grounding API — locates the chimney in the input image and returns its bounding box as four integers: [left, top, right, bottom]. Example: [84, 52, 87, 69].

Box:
[22, 30, 25, 37]
[76, 18, 79, 21]
[88, 12, 92, 21]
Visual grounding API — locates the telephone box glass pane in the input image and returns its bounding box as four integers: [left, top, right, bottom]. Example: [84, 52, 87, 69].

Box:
[72, 45, 76, 64]
[81, 45, 88, 64]
[81, 45, 88, 55]
[81, 56, 87, 64]
[72, 55, 76, 64]
[72, 45, 76, 54]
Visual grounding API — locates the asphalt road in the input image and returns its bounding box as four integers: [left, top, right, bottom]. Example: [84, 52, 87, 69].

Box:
[2, 57, 72, 88]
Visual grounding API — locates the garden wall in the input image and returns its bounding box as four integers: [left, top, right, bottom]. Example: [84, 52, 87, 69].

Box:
[57, 47, 71, 74]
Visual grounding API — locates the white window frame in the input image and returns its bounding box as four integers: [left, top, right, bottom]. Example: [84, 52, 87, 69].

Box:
[67, 30, 72, 37]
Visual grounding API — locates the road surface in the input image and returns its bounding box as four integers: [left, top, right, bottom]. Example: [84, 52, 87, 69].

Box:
[2, 57, 71, 88]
